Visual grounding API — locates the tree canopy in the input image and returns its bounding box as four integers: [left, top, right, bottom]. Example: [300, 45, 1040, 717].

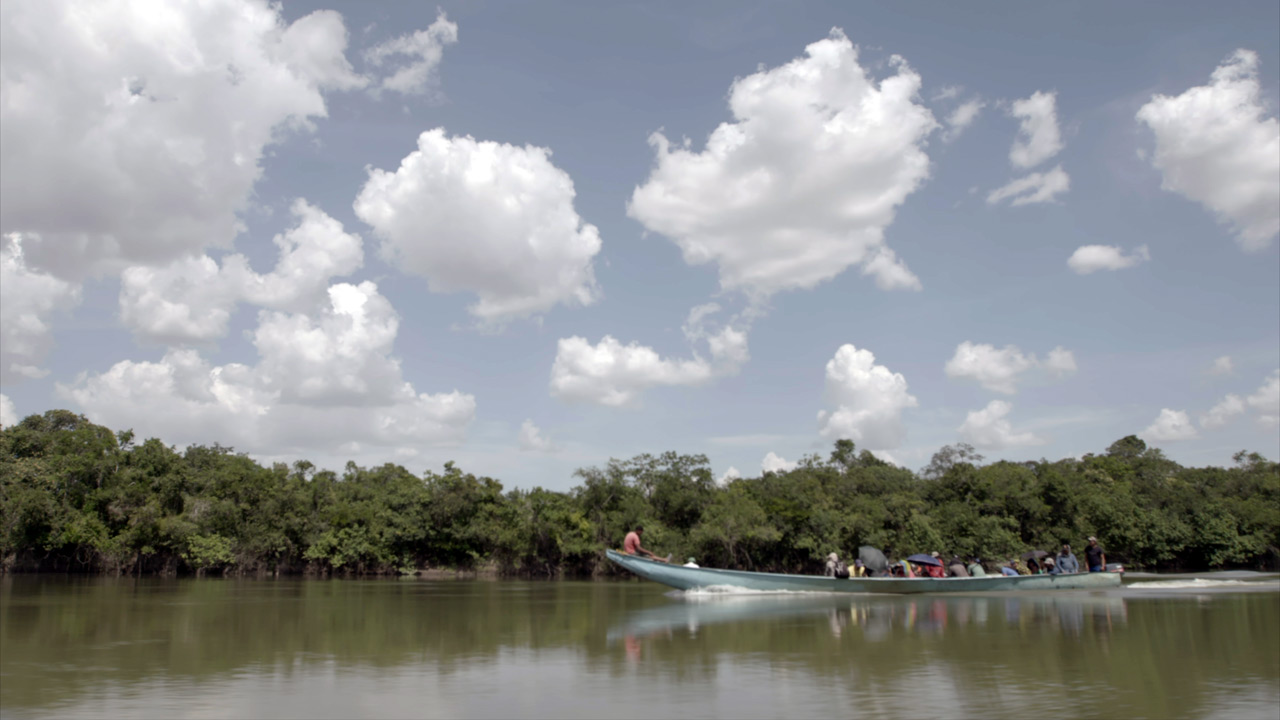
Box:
[2, 411, 1276, 576]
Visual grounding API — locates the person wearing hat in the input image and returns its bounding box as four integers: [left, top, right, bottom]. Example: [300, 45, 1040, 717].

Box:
[1085, 536, 1106, 572]
[682, 557, 700, 568]
[967, 558, 986, 577]
[825, 552, 850, 579]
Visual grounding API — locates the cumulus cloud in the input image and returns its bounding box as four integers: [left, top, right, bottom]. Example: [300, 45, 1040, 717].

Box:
[628, 29, 936, 298]
[944, 341, 1076, 394]
[549, 304, 749, 407]
[718, 466, 742, 485]
[0, 0, 364, 279]
[0, 234, 81, 382]
[1247, 370, 1280, 426]
[987, 165, 1070, 206]
[0, 394, 17, 428]
[761, 452, 797, 474]
[1141, 408, 1198, 443]
[1008, 91, 1064, 168]
[518, 419, 555, 452]
[549, 336, 714, 407]
[1136, 49, 1280, 251]
[118, 200, 364, 344]
[1067, 244, 1150, 274]
[1210, 356, 1234, 376]
[1200, 394, 1245, 430]
[1043, 347, 1078, 378]
[1200, 370, 1280, 430]
[943, 98, 985, 142]
[817, 344, 918, 450]
[354, 129, 602, 324]
[60, 282, 474, 455]
[364, 11, 457, 96]
[957, 400, 1045, 450]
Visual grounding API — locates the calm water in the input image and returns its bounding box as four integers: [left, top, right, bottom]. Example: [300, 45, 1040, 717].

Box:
[2, 574, 1278, 720]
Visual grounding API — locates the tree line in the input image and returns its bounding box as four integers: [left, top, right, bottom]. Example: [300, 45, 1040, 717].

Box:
[1, 410, 1276, 576]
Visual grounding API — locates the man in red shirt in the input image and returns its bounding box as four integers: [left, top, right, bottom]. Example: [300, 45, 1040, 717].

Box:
[623, 526, 666, 561]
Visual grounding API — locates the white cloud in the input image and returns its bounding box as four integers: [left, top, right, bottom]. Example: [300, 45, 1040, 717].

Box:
[1210, 355, 1234, 375]
[957, 400, 1046, 450]
[945, 342, 1033, 394]
[817, 344, 918, 450]
[1008, 91, 1063, 168]
[1067, 244, 1150, 274]
[1141, 408, 1199, 443]
[364, 11, 457, 96]
[932, 85, 962, 102]
[1200, 394, 1245, 430]
[945, 341, 1077, 394]
[0, 394, 17, 428]
[1043, 347, 1078, 378]
[60, 281, 474, 455]
[354, 129, 602, 324]
[682, 303, 751, 371]
[548, 336, 714, 407]
[761, 452, 797, 474]
[718, 466, 742, 485]
[517, 419, 555, 452]
[1247, 370, 1280, 426]
[118, 200, 364, 344]
[943, 98, 985, 142]
[1136, 49, 1280, 251]
[628, 29, 936, 298]
[0, 234, 81, 382]
[550, 304, 750, 407]
[0, 0, 363, 278]
[987, 165, 1070, 206]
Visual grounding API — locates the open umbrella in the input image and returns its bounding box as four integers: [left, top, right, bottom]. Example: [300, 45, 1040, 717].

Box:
[858, 546, 889, 573]
[1021, 550, 1049, 561]
[905, 553, 943, 567]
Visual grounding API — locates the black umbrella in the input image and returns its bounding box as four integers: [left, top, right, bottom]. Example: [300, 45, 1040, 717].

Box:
[1021, 550, 1049, 561]
[858, 546, 888, 572]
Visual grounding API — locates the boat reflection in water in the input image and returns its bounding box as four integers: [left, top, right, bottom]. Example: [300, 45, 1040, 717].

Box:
[610, 590, 1128, 650]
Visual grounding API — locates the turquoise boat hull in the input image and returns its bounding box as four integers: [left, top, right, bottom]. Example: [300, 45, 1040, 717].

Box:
[606, 550, 1123, 594]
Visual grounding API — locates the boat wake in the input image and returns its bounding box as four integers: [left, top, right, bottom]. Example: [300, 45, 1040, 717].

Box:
[1126, 578, 1275, 590]
[673, 585, 836, 599]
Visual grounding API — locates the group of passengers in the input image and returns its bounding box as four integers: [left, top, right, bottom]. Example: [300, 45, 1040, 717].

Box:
[824, 537, 1107, 579]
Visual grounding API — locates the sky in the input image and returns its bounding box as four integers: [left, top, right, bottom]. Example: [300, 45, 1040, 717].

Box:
[1, 0, 1278, 491]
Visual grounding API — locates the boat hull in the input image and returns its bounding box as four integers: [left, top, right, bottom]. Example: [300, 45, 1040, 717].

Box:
[606, 550, 1122, 594]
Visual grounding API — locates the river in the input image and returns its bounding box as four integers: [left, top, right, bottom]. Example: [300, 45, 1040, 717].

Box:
[1, 573, 1277, 719]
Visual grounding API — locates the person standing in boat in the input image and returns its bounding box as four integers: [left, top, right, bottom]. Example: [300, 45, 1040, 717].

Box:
[623, 526, 667, 562]
[1085, 536, 1107, 572]
[1053, 544, 1080, 574]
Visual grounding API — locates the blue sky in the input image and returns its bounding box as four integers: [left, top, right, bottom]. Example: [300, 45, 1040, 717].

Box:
[2, 0, 1277, 490]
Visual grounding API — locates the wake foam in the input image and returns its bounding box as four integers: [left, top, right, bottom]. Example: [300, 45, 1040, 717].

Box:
[1127, 578, 1271, 590]
[675, 585, 834, 598]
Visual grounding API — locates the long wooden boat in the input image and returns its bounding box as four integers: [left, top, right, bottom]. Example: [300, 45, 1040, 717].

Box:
[606, 549, 1122, 594]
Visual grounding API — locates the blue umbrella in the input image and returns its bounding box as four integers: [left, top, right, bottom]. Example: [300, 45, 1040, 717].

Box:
[905, 553, 943, 567]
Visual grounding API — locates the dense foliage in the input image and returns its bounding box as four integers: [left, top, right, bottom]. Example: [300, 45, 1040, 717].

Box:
[2, 410, 1277, 576]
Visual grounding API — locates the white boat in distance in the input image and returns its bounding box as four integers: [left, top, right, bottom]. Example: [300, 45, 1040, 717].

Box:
[606, 549, 1123, 594]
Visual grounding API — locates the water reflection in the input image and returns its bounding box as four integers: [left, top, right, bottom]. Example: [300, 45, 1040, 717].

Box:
[2, 576, 1277, 720]
[609, 592, 1129, 646]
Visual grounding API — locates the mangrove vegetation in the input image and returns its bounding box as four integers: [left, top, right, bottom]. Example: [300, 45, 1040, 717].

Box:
[1, 410, 1277, 576]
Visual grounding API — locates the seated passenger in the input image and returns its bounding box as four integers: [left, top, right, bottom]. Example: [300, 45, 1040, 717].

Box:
[825, 552, 850, 579]
[1000, 562, 1019, 577]
[683, 557, 699, 568]
[853, 559, 867, 577]
[968, 558, 986, 577]
[948, 556, 969, 577]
